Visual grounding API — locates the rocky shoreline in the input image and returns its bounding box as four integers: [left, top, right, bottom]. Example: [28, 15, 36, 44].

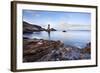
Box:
[23, 38, 91, 62]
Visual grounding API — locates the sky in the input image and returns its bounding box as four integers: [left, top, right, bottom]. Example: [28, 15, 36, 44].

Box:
[23, 10, 91, 30]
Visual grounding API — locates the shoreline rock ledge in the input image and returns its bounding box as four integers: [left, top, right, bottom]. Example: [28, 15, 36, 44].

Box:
[23, 39, 91, 62]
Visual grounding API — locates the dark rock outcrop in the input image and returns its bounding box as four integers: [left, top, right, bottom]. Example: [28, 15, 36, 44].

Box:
[50, 28, 56, 31]
[62, 30, 66, 32]
[82, 42, 91, 54]
[79, 42, 91, 59]
[23, 21, 45, 33]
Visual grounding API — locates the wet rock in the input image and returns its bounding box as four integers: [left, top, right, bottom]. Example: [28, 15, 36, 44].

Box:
[82, 42, 91, 54]
[23, 39, 91, 62]
[23, 39, 64, 62]
[59, 47, 81, 60]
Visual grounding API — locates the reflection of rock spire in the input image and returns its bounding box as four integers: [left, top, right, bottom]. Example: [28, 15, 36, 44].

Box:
[47, 24, 51, 42]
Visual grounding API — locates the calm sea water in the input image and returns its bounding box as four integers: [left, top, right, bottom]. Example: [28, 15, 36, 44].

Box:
[24, 31, 91, 48]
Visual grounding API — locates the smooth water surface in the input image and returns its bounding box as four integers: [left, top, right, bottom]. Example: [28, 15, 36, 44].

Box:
[24, 31, 91, 48]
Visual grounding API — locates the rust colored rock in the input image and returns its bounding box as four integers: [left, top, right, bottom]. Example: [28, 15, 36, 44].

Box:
[83, 48, 91, 54]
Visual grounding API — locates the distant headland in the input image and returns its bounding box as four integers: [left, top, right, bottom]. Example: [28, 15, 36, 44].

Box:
[23, 21, 56, 33]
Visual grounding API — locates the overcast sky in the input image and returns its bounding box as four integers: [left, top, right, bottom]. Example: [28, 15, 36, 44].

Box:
[23, 10, 91, 30]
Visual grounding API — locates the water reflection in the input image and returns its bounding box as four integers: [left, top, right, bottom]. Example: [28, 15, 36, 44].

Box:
[48, 31, 51, 40]
[23, 31, 90, 48]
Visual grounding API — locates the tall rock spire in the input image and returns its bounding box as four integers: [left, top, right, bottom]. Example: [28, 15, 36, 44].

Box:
[47, 24, 50, 31]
